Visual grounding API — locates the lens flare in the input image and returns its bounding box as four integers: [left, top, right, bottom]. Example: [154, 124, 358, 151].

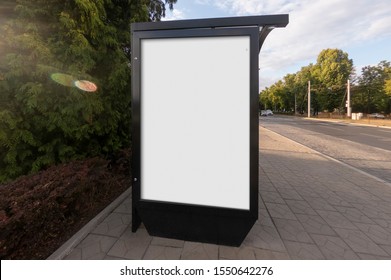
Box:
[51, 72, 97, 92]
[74, 80, 98, 92]
[50, 73, 76, 87]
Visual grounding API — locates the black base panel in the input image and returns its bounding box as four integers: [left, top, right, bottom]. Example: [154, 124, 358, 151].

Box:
[135, 204, 257, 247]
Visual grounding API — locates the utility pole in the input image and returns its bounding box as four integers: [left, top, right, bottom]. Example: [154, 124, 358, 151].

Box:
[294, 92, 297, 115]
[307, 80, 311, 118]
[347, 79, 351, 117]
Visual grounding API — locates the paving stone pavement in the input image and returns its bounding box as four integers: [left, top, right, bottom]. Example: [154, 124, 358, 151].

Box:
[52, 126, 391, 260]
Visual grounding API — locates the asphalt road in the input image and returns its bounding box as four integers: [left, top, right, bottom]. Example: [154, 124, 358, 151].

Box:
[260, 115, 391, 183]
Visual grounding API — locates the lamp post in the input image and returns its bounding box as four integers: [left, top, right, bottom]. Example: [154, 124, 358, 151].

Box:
[347, 79, 351, 117]
[308, 80, 311, 118]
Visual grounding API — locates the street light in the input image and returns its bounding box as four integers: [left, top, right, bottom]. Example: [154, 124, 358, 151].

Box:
[346, 79, 351, 117]
[308, 80, 311, 118]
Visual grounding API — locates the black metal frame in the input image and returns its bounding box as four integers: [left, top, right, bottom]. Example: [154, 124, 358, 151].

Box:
[131, 14, 288, 31]
[131, 15, 288, 246]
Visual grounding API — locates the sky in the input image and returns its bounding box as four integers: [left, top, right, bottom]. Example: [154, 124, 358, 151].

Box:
[163, 0, 391, 90]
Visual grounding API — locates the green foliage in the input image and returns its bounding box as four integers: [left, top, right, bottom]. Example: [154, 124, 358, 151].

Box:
[314, 49, 353, 88]
[260, 48, 391, 115]
[260, 64, 316, 114]
[147, 0, 177, 21]
[312, 49, 353, 112]
[352, 61, 391, 114]
[385, 79, 391, 96]
[0, 0, 177, 182]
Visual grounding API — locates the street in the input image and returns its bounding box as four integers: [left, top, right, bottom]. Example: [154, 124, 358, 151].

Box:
[260, 115, 391, 183]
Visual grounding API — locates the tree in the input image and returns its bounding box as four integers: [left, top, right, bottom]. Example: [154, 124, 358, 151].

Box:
[259, 49, 355, 114]
[313, 49, 353, 112]
[147, 0, 177, 21]
[282, 73, 297, 113]
[259, 65, 314, 114]
[385, 79, 391, 97]
[0, 0, 177, 182]
[385, 80, 391, 114]
[381, 61, 391, 114]
[355, 61, 391, 114]
[295, 64, 315, 114]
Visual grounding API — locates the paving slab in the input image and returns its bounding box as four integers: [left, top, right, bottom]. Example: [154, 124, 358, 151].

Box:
[353, 223, 391, 246]
[218, 245, 256, 260]
[261, 191, 285, 204]
[64, 234, 117, 260]
[316, 210, 358, 230]
[91, 212, 132, 237]
[243, 223, 287, 252]
[273, 218, 313, 243]
[265, 202, 297, 220]
[106, 227, 152, 259]
[283, 241, 325, 260]
[143, 245, 182, 260]
[113, 196, 132, 214]
[334, 228, 389, 256]
[302, 197, 337, 211]
[180, 242, 218, 260]
[310, 234, 360, 259]
[253, 248, 291, 260]
[334, 206, 376, 224]
[295, 214, 337, 236]
[285, 199, 317, 215]
[151, 237, 185, 248]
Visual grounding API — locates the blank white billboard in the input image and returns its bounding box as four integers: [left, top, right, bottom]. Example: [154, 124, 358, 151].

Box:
[141, 36, 250, 210]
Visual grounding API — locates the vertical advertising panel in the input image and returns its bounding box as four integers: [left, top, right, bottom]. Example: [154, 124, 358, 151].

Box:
[141, 36, 250, 210]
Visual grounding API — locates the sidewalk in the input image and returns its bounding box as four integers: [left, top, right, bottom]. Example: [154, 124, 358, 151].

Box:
[49, 127, 391, 260]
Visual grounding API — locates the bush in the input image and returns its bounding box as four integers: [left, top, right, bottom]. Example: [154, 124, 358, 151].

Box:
[0, 149, 130, 259]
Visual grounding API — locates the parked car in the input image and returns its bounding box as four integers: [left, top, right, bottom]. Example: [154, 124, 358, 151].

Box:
[260, 109, 273, 116]
[369, 113, 385, 119]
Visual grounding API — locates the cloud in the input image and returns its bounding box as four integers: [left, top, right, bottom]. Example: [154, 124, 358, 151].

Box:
[213, 0, 298, 15]
[162, 8, 186, 21]
[195, 0, 212, 5]
[263, 1, 391, 66]
[209, 0, 391, 88]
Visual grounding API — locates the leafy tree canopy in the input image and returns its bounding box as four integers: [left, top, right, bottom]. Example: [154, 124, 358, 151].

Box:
[314, 48, 353, 90]
[354, 61, 391, 113]
[260, 48, 390, 115]
[0, 0, 177, 182]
